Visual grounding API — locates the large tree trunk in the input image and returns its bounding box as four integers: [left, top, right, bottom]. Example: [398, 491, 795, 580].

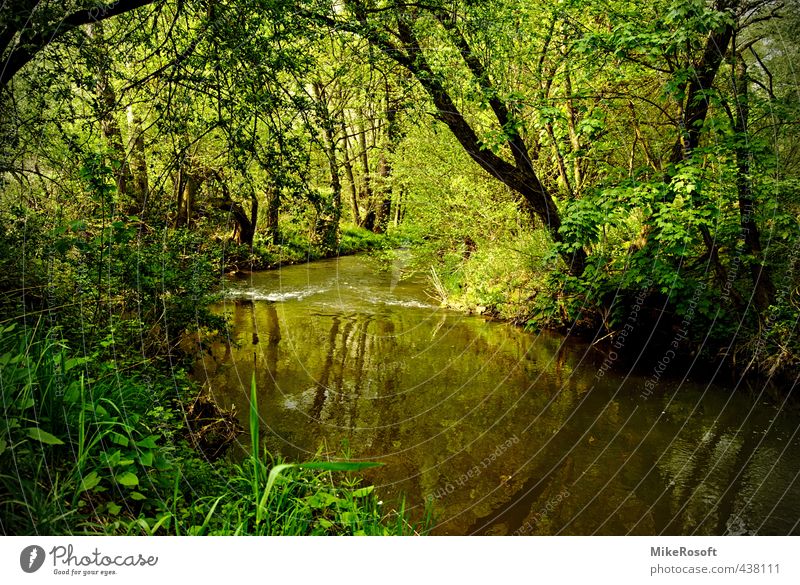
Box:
[357, 114, 375, 230]
[374, 84, 401, 234]
[662, 5, 736, 296]
[373, 152, 392, 233]
[244, 192, 258, 248]
[89, 23, 133, 203]
[174, 167, 186, 227]
[210, 175, 256, 248]
[341, 128, 361, 226]
[621, 1, 736, 292]
[265, 182, 280, 244]
[393, 186, 404, 226]
[126, 103, 149, 214]
[181, 172, 199, 227]
[312, 81, 341, 251]
[733, 54, 774, 310]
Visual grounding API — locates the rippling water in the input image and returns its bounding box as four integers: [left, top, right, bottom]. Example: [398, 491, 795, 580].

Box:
[194, 254, 800, 535]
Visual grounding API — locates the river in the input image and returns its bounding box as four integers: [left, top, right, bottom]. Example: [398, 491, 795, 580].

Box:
[193, 254, 800, 535]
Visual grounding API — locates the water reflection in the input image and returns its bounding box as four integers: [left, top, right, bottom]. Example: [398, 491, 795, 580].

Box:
[194, 255, 800, 535]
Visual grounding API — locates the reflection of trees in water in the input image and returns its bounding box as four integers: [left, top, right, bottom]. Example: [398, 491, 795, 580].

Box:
[714, 428, 760, 535]
[264, 303, 281, 384]
[304, 312, 411, 461]
[199, 299, 800, 535]
[641, 402, 800, 535]
[309, 315, 338, 423]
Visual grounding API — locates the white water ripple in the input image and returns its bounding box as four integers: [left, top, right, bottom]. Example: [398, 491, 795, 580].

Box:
[224, 286, 329, 302]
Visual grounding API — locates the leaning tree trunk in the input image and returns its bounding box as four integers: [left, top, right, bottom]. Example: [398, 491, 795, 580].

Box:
[212, 195, 256, 248]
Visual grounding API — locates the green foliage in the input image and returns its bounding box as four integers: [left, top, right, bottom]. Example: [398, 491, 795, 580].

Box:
[338, 225, 394, 256]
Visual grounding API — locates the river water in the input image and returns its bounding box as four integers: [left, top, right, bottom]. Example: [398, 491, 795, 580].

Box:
[193, 254, 800, 535]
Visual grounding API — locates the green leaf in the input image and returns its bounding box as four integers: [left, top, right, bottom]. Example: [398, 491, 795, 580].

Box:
[0, 437, 6, 455]
[106, 502, 122, 515]
[103, 449, 121, 467]
[79, 471, 101, 493]
[135, 435, 158, 449]
[26, 427, 64, 445]
[63, 357, 89, 372]
[129, 491, 146, 501]
[153, 453, 171, 471]
[250, 372, 259, 461]
[138, 450, 154, 467]
[339, 511, 358, 524]
[116, 471, 139, 487]
[15, 397, 34, 410]
[351, 485, 375, 498]
[306, 491, 342, 509]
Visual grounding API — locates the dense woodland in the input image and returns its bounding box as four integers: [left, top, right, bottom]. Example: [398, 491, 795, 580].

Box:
[1, 0, 799, 535]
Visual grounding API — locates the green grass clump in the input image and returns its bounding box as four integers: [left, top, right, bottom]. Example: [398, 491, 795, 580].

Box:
[338, 225, 392, 255]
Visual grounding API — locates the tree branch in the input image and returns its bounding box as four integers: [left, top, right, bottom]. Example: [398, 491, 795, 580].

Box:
[1, 0, 156, 89]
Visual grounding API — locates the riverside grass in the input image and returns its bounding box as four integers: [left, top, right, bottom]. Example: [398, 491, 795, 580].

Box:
[0, 323, 428, 535]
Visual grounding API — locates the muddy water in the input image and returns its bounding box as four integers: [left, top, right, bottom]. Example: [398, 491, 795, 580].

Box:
[194, 254, 800, 535]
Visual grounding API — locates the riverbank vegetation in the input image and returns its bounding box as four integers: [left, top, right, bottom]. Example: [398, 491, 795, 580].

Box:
[1, 0, 799, 534]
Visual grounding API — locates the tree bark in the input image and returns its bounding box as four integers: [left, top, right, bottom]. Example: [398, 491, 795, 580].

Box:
[374, 152, 392, 233]
[340, 117, 361, 225]
[357, 114, 374, 229]
[210, 173, 256, 247]
[182, 173, 199, 227]
[654, 3, 737, 293]
[733, 53, 774, 310]
[126, 103, 149, 214]
[669, 10, 735, 164]
[89, 22, 133, 203]
[265, 181, 280, 244]
[374, 83, 401, 234]
[312, 81, 341, 250]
